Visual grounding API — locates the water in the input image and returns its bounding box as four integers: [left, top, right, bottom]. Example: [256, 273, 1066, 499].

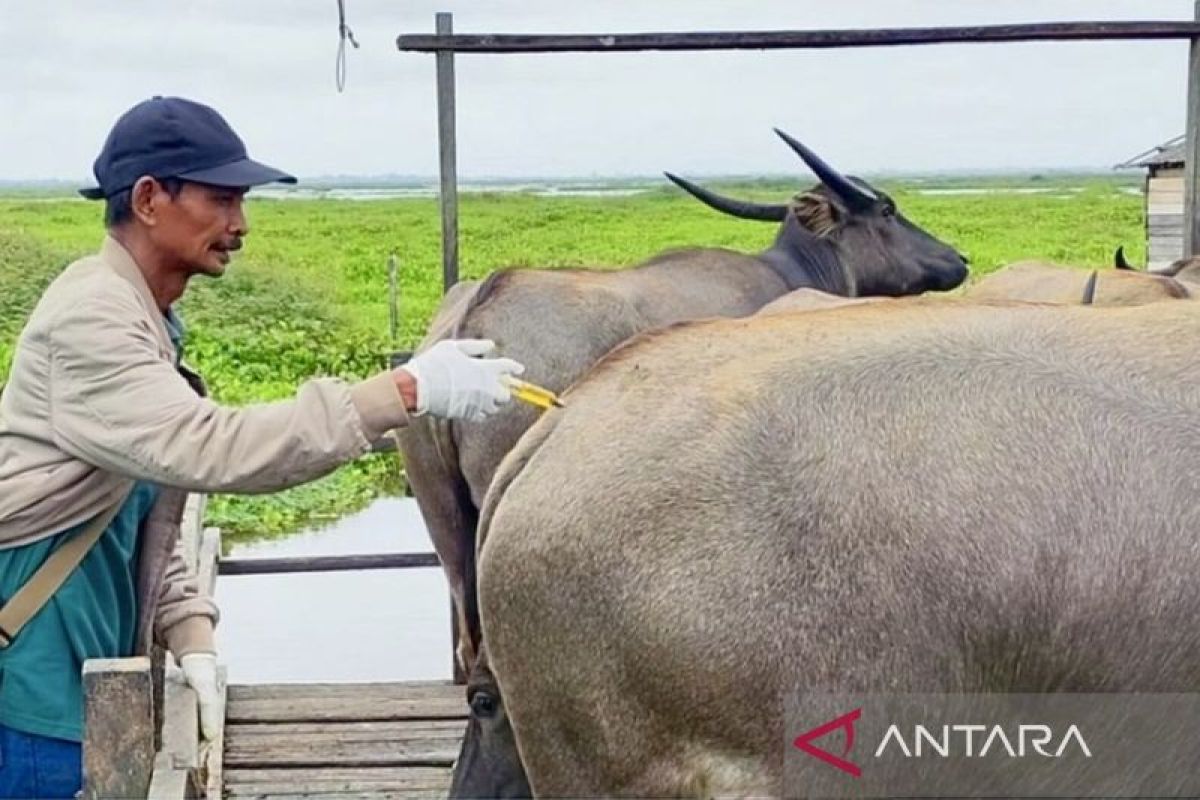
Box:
[214, 497, 454, 685]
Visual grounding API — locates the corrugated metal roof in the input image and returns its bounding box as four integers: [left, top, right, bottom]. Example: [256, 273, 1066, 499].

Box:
[1116, 135, 1185, 168]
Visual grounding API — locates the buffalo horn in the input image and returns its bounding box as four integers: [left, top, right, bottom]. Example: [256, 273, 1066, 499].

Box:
[664, 172, 787, 222]
[1082, 270, 1099, 305]
[773, 128, 876, 210]
[1114, 246, 1136, 271]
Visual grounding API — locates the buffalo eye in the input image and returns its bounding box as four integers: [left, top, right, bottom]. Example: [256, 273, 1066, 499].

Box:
[881, 202, 896, 218]
[471, 690, 498, 719]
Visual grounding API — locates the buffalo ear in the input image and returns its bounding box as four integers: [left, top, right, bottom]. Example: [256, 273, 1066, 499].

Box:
[790, 190, 842, 238]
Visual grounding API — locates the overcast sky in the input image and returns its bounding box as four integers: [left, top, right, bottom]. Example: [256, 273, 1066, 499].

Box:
[0, 1, 1193, 181]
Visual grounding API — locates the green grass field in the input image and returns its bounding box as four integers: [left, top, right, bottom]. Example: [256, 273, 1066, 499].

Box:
[0, 175, 1147, 543]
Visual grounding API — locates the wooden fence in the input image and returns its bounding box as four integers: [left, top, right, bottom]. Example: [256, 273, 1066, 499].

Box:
[396, 9, 1200, 286]
[80, 492, 449, 798]
[81, 495, 222, 799]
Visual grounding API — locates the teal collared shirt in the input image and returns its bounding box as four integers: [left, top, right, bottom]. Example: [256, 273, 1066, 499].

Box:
[0, 309, 184, 742]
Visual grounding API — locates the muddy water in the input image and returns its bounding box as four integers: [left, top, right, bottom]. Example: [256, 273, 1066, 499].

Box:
[213, 497, 454, 684]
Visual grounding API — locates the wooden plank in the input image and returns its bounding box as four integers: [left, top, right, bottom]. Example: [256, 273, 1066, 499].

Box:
[227, 791, 447, 799]
[145, 758, 191, 800]
[226, 765, 451, 797]
[228, 792, 448, 799]
[1152, 176, 1186, 191]
[82, 657, 155, 800]
[160, 666, 200, 770]
[1151, 233, 1184, 244]
[227, 720, 465, 740]
[436, 11, 459, 292]
[1185, 1, 1200, 256]
[229, 681, 461, 702]
[219, 552, 439, 575]
[225, 738, 459, 768]
[1150, 240, 1184, 254]
[397, 21, 1200, 54]
[224, 767, 450, 788]
[204, 666, 228, 800]
[228, 695, 467, 723]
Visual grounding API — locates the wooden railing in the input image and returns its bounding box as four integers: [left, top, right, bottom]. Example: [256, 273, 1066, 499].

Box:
[79, 492, 450, 798]
[81, 495, 224, 800]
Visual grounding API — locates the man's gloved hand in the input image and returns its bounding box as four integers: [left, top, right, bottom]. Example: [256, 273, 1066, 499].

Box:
[179, 652, 222, 741]
[401, 339, 525, 422]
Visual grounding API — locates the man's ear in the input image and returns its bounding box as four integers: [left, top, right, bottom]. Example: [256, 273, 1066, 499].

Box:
[131, 176, 161, 226]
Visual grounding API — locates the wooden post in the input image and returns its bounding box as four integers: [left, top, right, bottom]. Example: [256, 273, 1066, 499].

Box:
[197, 526, 222, 597]
[180, 494, 206, 573]
[1186, 1, 1200, 257]
[82, 657, 155, 799]
[436, 12, 460, 292]
[387, 253, 399, 345]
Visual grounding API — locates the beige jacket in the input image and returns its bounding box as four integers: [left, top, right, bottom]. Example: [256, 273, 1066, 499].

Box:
[0, 236, 411, 656]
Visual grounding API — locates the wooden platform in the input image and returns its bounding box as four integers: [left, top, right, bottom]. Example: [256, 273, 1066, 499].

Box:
[222, 681, 466, 798]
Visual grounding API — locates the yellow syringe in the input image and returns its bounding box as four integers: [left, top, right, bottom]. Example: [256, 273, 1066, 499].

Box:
[504, 376, 565, 410]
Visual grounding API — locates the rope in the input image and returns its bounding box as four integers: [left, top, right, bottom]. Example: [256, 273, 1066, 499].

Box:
[336, 0, 360, 92]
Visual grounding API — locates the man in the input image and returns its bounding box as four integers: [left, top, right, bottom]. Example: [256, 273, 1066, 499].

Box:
[0, 96, 523, 799]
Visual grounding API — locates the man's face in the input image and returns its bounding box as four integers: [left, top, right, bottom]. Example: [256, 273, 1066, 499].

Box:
[150, 181, 249, 277]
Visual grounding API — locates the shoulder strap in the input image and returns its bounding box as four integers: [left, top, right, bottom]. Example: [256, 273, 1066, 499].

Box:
[0, 500, 125, 648]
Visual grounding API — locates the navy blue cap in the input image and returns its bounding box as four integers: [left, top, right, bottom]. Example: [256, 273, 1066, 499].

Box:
[80, 96, 296, 200]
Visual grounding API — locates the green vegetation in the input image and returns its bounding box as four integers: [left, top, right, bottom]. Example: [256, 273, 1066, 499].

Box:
[0, 175, 1147, 543]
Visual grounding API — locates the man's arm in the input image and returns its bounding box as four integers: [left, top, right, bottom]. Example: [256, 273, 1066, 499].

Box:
[48, 292, 404, 493]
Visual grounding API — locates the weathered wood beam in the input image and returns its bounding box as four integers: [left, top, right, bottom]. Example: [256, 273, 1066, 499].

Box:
[82, 657, 155, 799]
[223, 766, 450, 795]
[204, 667, 228, 800]
[180, 494, 206, 573]
[219, 552, 439, 575]
[226, 694, 466, 723]
[398, 21, 1200, 54]
[197, 526, 221, 597]
[436, 12, 459, 290]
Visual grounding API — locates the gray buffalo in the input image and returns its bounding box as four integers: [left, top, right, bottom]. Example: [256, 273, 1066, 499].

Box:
[1116, 246, 1200, 289]
[964, 260, 1189, 306]
[399, 132, 968, 675]
[457, 299, 1200, 797]
[1152, 256, 1200, 288]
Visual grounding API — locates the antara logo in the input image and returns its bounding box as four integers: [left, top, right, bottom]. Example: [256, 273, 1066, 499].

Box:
[793, 708, 863, 777]
[874, 723, 1092, 759]
[793, 708, 1092, 777]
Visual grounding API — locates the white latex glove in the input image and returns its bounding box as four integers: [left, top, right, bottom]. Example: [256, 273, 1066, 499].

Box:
[179, 652, 221, 741]
[401, 339, 525, 422]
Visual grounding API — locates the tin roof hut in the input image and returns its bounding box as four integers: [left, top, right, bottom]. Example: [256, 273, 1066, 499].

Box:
[1116, 135, 1185, 268]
